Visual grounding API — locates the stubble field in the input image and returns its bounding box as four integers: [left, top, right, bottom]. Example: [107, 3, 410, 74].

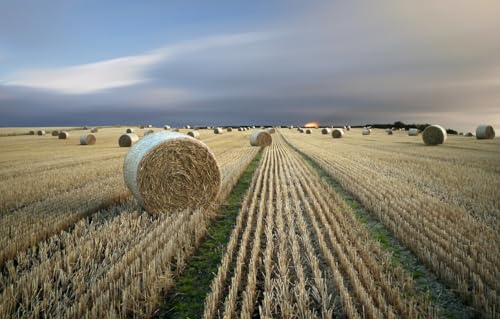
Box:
[0, 127, 498, 318]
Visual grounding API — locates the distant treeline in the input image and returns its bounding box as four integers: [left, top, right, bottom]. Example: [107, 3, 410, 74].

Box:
[365, 121, 458, 135]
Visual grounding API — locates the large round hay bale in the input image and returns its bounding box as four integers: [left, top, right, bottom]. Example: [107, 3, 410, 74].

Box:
[321, 128, 331, 135]
[51, 130, 59, 136]
[250, 130, 272, 147]
[163, 125, 171, 130]
[126, 128, 135, 133]
[305, 129, 312, 134]
[119, 133, 139, 147]
[422, 125, 447, 145]
[187, 130, 200, 139]
[476, 125, 495, 139]
[332, 128, 344, 138]
[123, 132, 221, 215]
[214, 128, 224, 134]
[227, 127, 233, 132]
[58, 131, 69, 139]
[144, 129, 155, 136]
[90, 127, 98, 133]
[37, 130, 46, 136]
[408, 128, 419, 136]
[80, 134, 96, 145]
[267, 128, 276, 134]
[362, 128, 371, 135]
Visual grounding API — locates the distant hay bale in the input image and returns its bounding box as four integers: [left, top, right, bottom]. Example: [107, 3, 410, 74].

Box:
[119, 133, 139, 147]
[408, 128, 419, 136]
[126, 128, 135, 133]
[187, 130, 200, 139]
[227, 127, 233, 132]
[144, 129, 155, 136]
[37, 130, 46, 136]
[90, 127, 98, 133]
[214, 128, 224, 134]
[80, 134, 96, 145]
[321, 128, 331, 135]
[51, 130, 59, 136]
[465, 132, 474, 137]
[185, 125, 192, 129]
[305, 129, 312, 134]
[346, 126, 351, 131]
[387, 130, 393, 135]
[422, 125, 447, 145]
[289, 125, 295, 129]
[362, 128, 371, 135]
[238, 127, 244, 131]
[332, 128, 344, 138]
[476, 125, 495, 139]
[29, 130, 35, 135]
[147, 125, 153, 128]
[250, 130, 272, 147]
[299, 128, 305, 133]
[123, 131, 221, 215]
[267, 128, 276, 134]
[58, 131, 69, 139]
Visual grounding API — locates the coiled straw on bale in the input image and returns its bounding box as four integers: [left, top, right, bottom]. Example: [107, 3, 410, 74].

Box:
[80, 134, 96, 145]
[214, 128, 224, 134]
[408, 128, 419, 136]
[119, 133, 139, 147]
[58, 131, 69, 139]
[187, 130, 200, 139]
[321, 128, 331, 135]
[37, 130, 46, 136]
[476, 125, 495, 139]
[123, 131, 221, 215]
[250, 130, 272, 147]
[90, 127, 98, 133]
[332, 128, 344, 138]
[422, 125, 447, 145]
[126, 128, 134, 133]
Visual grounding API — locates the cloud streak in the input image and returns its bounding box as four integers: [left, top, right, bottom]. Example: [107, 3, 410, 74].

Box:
[2, 32, 271, 94]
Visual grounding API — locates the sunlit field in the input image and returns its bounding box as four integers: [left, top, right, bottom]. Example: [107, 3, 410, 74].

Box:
[0, 127, 499, 318]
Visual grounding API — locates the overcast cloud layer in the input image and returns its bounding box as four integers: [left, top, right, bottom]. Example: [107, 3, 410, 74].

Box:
[1, 1, 499, 132]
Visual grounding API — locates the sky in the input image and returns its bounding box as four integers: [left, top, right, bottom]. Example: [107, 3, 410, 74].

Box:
[1, 1, 500, 133]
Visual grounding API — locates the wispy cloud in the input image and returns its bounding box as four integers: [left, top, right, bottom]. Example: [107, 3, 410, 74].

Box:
[2, 32, 271, 94]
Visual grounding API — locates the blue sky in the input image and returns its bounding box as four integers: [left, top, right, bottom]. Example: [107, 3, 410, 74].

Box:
[1, 1, 500, 132]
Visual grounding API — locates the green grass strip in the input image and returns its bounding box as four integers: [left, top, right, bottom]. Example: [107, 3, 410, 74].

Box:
[157, 151, 262, 319]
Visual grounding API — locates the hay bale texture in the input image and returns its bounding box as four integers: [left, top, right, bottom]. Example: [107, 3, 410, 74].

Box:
[119, 133, 139, 147]
[305, 129, 312, 134]
[332, 128, 344, 138]
[227, 127, 233, 132]
[80, 134, 96, 145]
[51, 130, 59, 136]
[123, 131, 221, 215]
[214, 128, 224, 134]
[408, 128, 419, 136]
[58, 131, 69, 139]
[187, 130, 200, 139]
[422, 125, 447, 145]
[250, 130, 272, 147]
[321, 128, 331, 135]
[476, 125, 495, 139]
[126, 128, 135, 133]
[37, 130, 46, 136]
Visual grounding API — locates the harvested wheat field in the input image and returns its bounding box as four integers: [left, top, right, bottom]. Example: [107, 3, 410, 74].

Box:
[0, 127, 499, 318]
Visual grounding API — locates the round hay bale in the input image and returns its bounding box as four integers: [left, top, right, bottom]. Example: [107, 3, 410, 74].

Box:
[80, 134, 96, 145]
[29, 130, 35, 135]
[299, 128, 305, 133]
[37, 130, 46, 136]
[144, 129, 155, 136]
[465, 132, 474, 137]
[408, 128, 419, 136]
[476, 125, 495, 139]
[346, 126, 351, 131]
[214, 128, 224, 134]
[305, 129, 312, 134]
[332, 128, 344, 138]
[123, 132, 221, 215]
[147, 125, 153, 128]
[163, 125, 171, 130]
[119, 133, 139, 147]
[387, 130, 393, 135]
[90, 127, 98, 133]
[187, 130, 200, 139]
[422, 125, 447, 145]
[185, 125, 192, 129]
[250, 130, 272, 147]
[267, 128, 276, 134]
[362, 128, 371, 135]
[227, 127, 233, 132]
[126, 128, 135, 133]
[51, 130, 59, 136]
[321, 128, 331, 135]
[58, 131, 69, 139]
